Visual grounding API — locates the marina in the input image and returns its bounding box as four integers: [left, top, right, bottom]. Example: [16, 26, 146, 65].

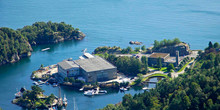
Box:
[0, 0, 219, 109]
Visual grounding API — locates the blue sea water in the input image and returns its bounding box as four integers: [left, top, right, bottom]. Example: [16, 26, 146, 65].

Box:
[0, 0, 220, 109]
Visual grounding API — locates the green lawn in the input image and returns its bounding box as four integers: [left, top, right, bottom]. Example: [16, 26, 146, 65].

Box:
[149, 67, 168, 72]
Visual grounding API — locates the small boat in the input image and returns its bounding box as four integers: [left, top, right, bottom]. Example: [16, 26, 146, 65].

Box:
[98, 90, 107, 94]
[15, 91, 21, 98]
[63, 94, 68, 107]
[142, 87, 151, 90]
[126, 86, 130, 90]
[46, 82, 49, 85]
[120, 87, 127, 91]
[41, 48, 50, 51]
[79, 87, 84, 91]
[84, 90, 95, 96]
[53, 83, 58, 87]
[38, 80, 44, 85]
[33, 81, 39, 85]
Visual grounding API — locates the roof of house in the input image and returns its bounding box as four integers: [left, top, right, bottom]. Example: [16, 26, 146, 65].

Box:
[57, 60, 79, 70]
[149, 53, 170, 58]
[74, 56, 116, 72]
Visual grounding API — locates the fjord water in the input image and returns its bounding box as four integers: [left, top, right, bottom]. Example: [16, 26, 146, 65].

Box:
[0, 0, 220, 109]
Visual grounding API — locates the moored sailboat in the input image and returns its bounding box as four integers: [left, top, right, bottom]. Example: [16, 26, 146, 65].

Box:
[63, 94, 67, 107]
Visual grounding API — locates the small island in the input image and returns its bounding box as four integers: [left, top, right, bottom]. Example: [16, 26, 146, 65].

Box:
[12, 85, 59, 109]
[0, 21, 85, 66]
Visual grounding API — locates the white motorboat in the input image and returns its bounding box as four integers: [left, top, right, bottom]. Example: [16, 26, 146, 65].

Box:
[79, 87, 84, 91]
[53, 83, 58, 87]
[98, 90, 107, 94]
[15, 91, 21, 98]
[142, 87, 149, 90]
[38, 80, 44, 85]
[33, 81, 39, 85]
[120, 87, 127, 91]
[84, 90, 95, 96]
[41, 48, 50, 51]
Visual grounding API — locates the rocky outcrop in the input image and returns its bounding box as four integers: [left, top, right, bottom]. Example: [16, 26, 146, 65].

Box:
[129, 41, 142, 45]
[0, 41, 32, 66]
[153, 43, 191, 56]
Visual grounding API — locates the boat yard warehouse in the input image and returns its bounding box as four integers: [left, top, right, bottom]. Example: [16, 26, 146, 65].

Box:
[57, 53, 117, 83]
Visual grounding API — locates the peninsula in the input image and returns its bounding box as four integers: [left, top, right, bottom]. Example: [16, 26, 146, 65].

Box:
[100, 41, 220, 110]
[0, 21, 85, 66]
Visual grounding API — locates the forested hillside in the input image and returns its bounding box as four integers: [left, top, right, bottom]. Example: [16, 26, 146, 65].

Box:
[19, 21, 85, 45]
[0, 21, 85, 65]
[101, 42, 220, 110]
[0, 28, 32, 65]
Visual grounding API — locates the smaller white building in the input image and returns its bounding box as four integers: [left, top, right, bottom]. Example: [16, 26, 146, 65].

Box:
[57, 60, 79, 78]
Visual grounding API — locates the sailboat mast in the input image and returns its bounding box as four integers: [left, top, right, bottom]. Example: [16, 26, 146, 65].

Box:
[59, 86, 61, 99]
[74, 98, 75, 110]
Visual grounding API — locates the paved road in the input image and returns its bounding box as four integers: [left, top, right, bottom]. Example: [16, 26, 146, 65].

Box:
[171, 59, 195, 78]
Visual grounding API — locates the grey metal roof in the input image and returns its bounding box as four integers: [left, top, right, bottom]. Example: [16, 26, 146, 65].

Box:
[74, 56, 116, 72]
[149, 53, 169, 58]
[57, 60, 79, 70]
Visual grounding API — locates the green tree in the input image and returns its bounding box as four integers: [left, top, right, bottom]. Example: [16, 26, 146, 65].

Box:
[157, 57, 162, 69]
[183, 96, 191, 109]
[213, 42, 219, 48]
[31, 85, 44, 94]
[126, 46, 132, 53]
[141, 56, 147, 65]
[64, 77, 69, 82]
[46, 94, 56, 104]
[122, 94, 133, 107]
[168, 72, 172, 78]
[40, 64, 44, 69]
[208, 41, 213, 49]
[214, 54, 220, 66]
[141, 45, 146, 51]
[154, 40, 160, 49]
[69, 78, 75, 83]
[134, 47, 140, 52]
[173, 38, 181, 45]
[101, 104, 116, 110]
[167, 63, 175, 72]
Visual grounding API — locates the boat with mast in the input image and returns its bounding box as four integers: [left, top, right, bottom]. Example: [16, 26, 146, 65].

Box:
[73, 97, 78, 110]
[63, 94, 67, 107]
[57, 86, 63, 108]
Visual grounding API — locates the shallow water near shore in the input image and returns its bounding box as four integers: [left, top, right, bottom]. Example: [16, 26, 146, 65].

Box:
[0, 0, 220, 109]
